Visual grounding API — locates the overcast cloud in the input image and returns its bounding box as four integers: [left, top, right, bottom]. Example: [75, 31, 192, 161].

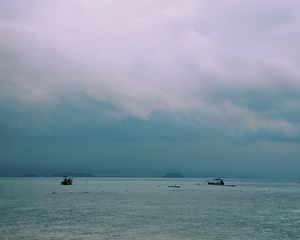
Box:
[1, 0, 300, 177]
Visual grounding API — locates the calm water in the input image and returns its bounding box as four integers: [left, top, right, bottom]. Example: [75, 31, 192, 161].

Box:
[0, 178, 300, 240]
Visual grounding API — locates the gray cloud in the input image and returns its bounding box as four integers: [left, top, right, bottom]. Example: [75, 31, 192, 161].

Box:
[1, 0, 300, 177]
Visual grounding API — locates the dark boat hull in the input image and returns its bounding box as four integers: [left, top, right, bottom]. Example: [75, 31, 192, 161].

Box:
[61, 182, 72, 185]
[208, 182, 223, 185]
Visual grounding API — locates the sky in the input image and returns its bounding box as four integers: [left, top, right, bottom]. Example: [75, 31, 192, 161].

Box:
[1, 0, 300, 177]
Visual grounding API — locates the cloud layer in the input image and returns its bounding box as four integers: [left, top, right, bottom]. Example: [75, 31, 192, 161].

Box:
[1, 0, 300, 176]
[1, 0, 300, 135]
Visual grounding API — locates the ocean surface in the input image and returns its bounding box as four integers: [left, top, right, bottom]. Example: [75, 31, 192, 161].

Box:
[0, 178, 300, 240]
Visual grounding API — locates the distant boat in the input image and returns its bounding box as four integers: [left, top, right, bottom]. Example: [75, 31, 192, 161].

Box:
[168, 184, 181, 188]
[208, 178, 236, 187]
[208, 178, 224, 185]
[61, 176, 73, 185]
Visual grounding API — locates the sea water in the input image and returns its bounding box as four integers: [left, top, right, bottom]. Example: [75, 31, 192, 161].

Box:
[0, 178, 299, 240]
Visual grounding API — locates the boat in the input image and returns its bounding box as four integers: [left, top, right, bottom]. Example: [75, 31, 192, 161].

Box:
[168, 184, 181, 188]
[61, 176, 73, 185]
[208, 178, 224, 185]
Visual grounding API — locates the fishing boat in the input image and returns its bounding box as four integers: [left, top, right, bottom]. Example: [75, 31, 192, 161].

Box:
[61, 176, 73, 185]
[168, 184, 181, 188]
[208, 178, 224, 185]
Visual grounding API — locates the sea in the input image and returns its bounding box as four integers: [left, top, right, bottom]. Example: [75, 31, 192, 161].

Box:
[0, 178, 299, 240]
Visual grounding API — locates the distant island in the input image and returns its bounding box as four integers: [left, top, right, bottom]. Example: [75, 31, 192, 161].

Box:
[21, 172, 95, 177]
[163, 173, 184, 178]
[22, 174, 39, 177]
[45, 172, 95, 177]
